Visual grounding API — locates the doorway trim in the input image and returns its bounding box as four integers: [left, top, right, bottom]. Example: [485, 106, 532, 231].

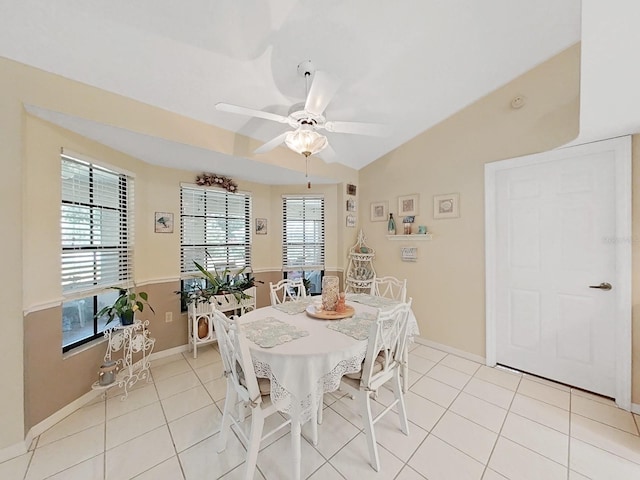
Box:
[485, 136, 632, 410]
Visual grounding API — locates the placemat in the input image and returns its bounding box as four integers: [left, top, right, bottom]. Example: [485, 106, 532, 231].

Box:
[326, 312, 377, 340]
[242, 317, 309, 348]
[272, 298, 313, 315]
[345, 293, 401, 308]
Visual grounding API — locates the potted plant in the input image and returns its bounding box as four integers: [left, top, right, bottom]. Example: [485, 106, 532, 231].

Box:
[96, 287, 155, 326]
[177, 261, 262, 308]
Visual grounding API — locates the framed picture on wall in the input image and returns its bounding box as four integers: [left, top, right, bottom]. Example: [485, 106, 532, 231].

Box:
[255, 218, 267, 235]
[154, 212, 173, 233]
[370, 201, 388, 222]
[347, 184, 357, 196]
[433, 193, 460, 219]
[398, 194, 419, 216]
[346, 214, 356, 228]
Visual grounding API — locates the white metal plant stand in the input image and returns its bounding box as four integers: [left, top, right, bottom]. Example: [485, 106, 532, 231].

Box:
[92, 319, 155, 400]
[345, 230, 376, 294]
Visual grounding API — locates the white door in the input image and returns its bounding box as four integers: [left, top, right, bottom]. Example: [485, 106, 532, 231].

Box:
[485, 136, 631, 407]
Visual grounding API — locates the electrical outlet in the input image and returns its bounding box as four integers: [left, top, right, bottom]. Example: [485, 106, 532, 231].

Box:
[165, 312, 173, 323]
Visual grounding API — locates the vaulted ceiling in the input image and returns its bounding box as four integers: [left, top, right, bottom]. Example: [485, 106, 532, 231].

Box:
[2, 1, 639, 184]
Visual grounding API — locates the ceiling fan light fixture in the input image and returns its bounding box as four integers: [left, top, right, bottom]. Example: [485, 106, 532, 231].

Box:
[285, 125, 328, 157]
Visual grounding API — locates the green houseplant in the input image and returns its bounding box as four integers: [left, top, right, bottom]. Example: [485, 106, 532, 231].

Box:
[177, 261, 262, 307]
[96, 288, 155, 326]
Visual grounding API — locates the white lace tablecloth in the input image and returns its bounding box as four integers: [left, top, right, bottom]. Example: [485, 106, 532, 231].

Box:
[238, 302, 419, 423]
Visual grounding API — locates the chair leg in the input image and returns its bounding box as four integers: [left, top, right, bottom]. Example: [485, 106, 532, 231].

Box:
[317, 396, 324, 425]
[392, 372, 410, 435]
[243, 409, 264, 480]
[291, 419, 302, 480]
[402, 348, 409, 393]
[359, 391, 380, 472]
[218, 385, 236, 453]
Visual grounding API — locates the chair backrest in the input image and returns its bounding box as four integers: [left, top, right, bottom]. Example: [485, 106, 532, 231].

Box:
[370, 276, 407, 302]
[360, 302, 411, 391]
[211, 310, 262, 406]
[269, 279, 307, 305]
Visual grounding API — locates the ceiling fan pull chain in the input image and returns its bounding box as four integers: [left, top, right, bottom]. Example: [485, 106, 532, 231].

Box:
[306, 157, 311, 189]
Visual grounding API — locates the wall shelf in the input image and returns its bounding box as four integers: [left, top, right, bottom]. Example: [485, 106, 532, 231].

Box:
[386, 233, 433, 241]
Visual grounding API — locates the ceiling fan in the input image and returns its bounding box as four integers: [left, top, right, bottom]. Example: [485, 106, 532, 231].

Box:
[215, 60, 387, 161]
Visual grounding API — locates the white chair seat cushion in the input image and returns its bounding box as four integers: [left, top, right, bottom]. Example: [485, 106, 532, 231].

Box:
[344, 352, 386, 381]
[238, 366, 271, 395]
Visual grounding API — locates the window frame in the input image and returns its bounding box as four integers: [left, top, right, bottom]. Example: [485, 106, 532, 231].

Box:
[282, 194, 325, 276]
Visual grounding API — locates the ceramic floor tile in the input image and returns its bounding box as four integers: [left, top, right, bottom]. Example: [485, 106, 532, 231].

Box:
[439, 354, 481, 376]
[161, 384, 213, 422]
[432, 411, 498, 464]
[510, 393, 570, 434]
[26, 424, 104, 480]
[154, 370, 202, 400]
[306, 462, 345, 480]
[571, 388, 616, 407]
[518, 378, 570, 410]
[37, 400, 105, 447]
[568, 469, 592, 480]
[374, 409, 428, 462]
[426, 363, 472, 390]
[482, 468, 509, 480]
[411, 376, 460, 408]
[330, 394, 369, 429]
[407, 353, 437, 374]
[410, 345, 447, 363]
[184, 345, 221, 367]
[168, 404, 223, 453]
[408, 434, 484, 480]
[151, 353, 188, 367]
[257, 431, 326, 480]
[0, 452, 32, 480]
[571, 394, 638, 434]
[571, 413, 640, 465]
[311, 406, 360, 459]
[330, 432, 405, 479]
[522, 373, 571, 392]
[449, 391, 507, 433]
[395, 464, 429, 480]
[219, 463, 266, 480]
[488, 437, 567, 480]
[194, 361, 225, 384]
[570, 438, 640, 480]
[150, 357, 192, 381]
[106, 401, 166, 449]
[463, 378, 515, 409]
[180, 433, 246, 480]
[134, 456, 185, 480]
[203, 376, 228, 402]
[405, 368, 423, 389]
[501, 412, 569, 466]
[106, 383, 159, 420]
[402, 391, 446, 432]
[46, 454, 104, 480]
[105, 425, 175, 480]
[474, 365, 522, 391]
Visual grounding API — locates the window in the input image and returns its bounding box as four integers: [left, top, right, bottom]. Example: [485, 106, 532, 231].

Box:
[61, 151, 134, 351]
[282, 195, 325, 295]
[180, 185, 252, 276]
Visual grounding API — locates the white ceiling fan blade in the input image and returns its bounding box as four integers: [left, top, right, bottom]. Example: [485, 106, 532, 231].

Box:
[304, 71, 340, 116]
[254, 132, 289, 154]
[216, 103, 289, 124]
[324, 120, 389, 137]
[317, 143, 336, 163]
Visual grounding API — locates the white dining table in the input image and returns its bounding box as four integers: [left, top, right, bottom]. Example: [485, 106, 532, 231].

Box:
[237, 295, 419, 480]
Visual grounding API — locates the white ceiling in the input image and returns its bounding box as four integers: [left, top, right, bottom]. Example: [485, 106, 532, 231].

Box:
[3, 1, 638, 184]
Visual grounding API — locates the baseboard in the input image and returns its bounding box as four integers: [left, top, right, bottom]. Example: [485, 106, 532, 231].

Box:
[413, 337, 486, 364]
[149, 343, 190, 361]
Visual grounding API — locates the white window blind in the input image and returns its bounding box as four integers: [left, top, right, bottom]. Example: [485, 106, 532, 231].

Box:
[61, 153, 134, 296]
[180, 185, 252, 275]
[282, 195, 325, 271]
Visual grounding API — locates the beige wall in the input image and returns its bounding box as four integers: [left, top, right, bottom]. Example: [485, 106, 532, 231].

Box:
[360, 45, 581, 361]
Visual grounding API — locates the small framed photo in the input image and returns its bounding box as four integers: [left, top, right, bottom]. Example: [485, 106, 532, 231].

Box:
[346, 198, 356, 212]
[346, 214, 356, 228]
[433, 193, 460, 219]
[255, 218, 267, 235]
[347, 184, 357, 196]
[154, 212, 173, 233]
[370, 201, 389, 222]
[398, 194, 419, 216]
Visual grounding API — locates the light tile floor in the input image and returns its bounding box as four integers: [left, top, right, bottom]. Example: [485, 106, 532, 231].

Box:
[3, 343, 640, 479]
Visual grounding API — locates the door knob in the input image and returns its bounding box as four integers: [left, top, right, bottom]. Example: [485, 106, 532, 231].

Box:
[589, 282, 612, 291]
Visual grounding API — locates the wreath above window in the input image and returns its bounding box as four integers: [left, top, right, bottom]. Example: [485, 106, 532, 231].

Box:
[195, 172, 238, 193]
